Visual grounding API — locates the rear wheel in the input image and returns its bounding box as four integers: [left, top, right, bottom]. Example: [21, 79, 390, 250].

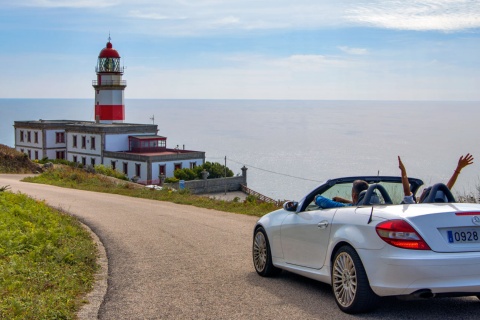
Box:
[252, 227, 281, 277]
[332, 246, 379, 314]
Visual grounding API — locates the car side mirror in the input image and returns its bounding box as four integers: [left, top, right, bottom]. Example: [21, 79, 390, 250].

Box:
[283, 201, 298, 212]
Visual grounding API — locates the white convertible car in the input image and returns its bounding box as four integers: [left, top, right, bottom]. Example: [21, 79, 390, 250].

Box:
[252, 176, 480, 314]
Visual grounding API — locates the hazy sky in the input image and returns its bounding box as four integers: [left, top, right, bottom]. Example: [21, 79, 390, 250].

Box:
[1, 0, 479, 100]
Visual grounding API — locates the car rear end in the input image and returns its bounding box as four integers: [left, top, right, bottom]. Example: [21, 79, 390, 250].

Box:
[360, 203, 480, 297]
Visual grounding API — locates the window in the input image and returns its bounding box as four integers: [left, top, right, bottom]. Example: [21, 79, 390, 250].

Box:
[56, 132, 65, 143]
[111, 161, 116, 170]
[190, 162, 197, 169]
[73, 135, 77, 148]
[27, 150, 31, 159]
[82, 157, 86, 166]
[174, 163, 182, 171]
[91, 158, 96, 166]
[159, 164, 166, 176]
[56, 151, 65, 159]
[135, 163, 141, 177]
[91, 136, 96, 150]
[34, 151, 38, 160]
[73, 155, 77, 163]
[123, 162, 128, 175]
[20, 130, 24, 142]
[34, 132, 39, 144]
[27, 131, 31, 143]
[81, 136, 86, 149]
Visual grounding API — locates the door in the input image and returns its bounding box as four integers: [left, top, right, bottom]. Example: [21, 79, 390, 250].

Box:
[280, 208, 336, 269]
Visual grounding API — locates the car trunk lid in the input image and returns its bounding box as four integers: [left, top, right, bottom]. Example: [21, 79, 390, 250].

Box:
[404, 203, 480, 253]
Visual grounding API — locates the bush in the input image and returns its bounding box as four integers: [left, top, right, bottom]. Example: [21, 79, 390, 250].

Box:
[196, 162, 234, 179]
[94, 164, 128, 180]
[174, 168, 197, 181]
[164, 177, 179, 183]
[171, 162, 235, 181]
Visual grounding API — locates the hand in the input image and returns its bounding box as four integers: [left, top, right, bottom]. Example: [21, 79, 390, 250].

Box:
[398, 156, 407, 175]
[456, 153, 474, 171]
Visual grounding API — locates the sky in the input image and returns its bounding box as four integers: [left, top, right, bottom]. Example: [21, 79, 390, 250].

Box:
[0, 0, 479, 100]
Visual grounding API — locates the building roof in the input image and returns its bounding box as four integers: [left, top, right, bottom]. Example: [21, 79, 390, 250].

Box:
[129, 135, 167, 140]
[99, 41, 120, 58]
[14, 120, 158, 134]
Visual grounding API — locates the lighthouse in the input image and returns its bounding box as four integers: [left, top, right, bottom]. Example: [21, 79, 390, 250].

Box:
[92, 37, 126, 123]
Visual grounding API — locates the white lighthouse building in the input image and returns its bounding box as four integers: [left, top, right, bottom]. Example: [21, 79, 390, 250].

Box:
[93, 37, 126, 123]
[14, 37, 205, 184]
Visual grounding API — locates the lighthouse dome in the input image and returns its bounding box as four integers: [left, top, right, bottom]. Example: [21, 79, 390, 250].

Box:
[99, 41, 120, 58]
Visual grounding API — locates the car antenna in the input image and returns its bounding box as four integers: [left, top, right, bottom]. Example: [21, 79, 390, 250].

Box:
[367, 170, 380, 224]
[367, 205, 374, 224]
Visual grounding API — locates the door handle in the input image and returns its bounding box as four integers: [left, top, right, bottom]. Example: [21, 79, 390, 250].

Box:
[318, 221, 329, 229]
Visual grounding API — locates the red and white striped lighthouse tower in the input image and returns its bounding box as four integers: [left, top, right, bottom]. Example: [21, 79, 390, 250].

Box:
[92, 37, 126, 123]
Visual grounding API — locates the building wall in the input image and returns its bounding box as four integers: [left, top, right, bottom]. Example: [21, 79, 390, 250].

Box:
[67, 131, 102, 156]
[105, 133, 140, 151]
[67, 153, 102, 167]
[150, 158, 204, 182]
[103, 157, 148, 181]
[15, 127, 43, 148]
[96, 90, 123, 105]
[15, 126, 66, 160]
[45, 130, 66, 149]
[102, 157, 205, 182]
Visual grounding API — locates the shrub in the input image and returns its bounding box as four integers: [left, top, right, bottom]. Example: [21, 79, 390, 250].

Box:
[174, 168, 197, 181]
[94, 164, 128, 180]
[164, 177, 179, 183]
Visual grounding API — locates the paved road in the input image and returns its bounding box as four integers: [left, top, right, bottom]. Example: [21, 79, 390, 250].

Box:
[1, 174, 479, 319]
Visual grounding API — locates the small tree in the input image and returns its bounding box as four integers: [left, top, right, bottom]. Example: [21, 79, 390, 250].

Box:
[174, 168, 197, 181]
[196, 161, 233, 179]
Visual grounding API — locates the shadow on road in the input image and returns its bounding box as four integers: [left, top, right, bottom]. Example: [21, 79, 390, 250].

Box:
[246, 270, 480, 319]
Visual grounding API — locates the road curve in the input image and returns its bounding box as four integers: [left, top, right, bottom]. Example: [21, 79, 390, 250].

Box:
[1, 174, 479, 320]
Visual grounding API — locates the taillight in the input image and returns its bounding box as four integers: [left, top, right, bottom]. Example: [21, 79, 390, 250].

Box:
[376, 219, 431, 250]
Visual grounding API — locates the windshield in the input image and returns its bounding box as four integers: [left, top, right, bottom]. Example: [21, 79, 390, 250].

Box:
[320, 181, 406, 206]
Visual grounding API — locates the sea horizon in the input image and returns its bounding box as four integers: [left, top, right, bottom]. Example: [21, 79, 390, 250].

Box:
[1, 99, 479, 201]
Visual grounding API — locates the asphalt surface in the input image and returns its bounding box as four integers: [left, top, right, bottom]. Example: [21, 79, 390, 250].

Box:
[1, 174, 480, 320]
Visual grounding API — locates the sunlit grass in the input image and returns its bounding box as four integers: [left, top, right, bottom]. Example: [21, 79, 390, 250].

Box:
[0, 191, 98, 319]
[23, 166, 281, 217]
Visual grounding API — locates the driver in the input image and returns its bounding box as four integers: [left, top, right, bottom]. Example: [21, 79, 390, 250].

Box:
[314, 180, 368, 209]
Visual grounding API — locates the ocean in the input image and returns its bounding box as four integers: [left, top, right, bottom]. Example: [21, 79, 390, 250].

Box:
[0, 99, 479, 201]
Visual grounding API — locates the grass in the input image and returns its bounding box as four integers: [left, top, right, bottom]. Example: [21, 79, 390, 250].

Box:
[23, 166, 282, 217]
[0, 191, 98, 319]
[0, 144, 42, 174]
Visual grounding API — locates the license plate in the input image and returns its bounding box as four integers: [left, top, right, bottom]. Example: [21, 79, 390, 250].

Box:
[447, 228, 480, 243]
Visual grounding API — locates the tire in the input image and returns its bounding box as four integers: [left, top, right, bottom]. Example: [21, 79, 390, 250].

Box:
[252, 227, 281, 277]
[331, 246, 380, 314]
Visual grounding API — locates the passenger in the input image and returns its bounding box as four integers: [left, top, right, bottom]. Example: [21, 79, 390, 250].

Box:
[315, 180, 368, 209]
[398, 153, 474, 204]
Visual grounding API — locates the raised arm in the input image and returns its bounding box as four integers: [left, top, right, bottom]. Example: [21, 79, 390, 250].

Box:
[398, 156, 412, 197]
[446, 153, 474, 189]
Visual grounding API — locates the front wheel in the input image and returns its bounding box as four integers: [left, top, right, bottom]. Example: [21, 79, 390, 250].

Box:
[252, 227, 281, 277]
[332, 246, 379, 314]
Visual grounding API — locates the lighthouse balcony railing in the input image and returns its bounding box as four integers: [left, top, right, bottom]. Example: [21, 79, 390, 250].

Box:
[92, 80, 127, 86]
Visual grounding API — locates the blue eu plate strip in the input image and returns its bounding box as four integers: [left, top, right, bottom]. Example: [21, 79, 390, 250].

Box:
[447, 230, 453, 243]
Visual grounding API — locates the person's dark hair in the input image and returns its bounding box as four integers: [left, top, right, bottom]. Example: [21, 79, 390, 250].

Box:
[352, 180, 369, 195]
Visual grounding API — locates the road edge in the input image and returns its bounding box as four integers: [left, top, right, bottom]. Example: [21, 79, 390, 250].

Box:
[77, 221, 109, 320]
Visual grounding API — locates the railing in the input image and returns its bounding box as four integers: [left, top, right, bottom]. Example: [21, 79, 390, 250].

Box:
[241, 184, 283, 206]
[92, 80, 127, 86]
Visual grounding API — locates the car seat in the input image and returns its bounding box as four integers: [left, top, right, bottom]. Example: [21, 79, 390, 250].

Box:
[420, 183, 455, 203]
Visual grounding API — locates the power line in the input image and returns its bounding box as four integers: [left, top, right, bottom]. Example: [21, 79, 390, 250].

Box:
[226, 157, 323, 183]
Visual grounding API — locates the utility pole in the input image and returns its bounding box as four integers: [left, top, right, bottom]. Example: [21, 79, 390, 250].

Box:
[224, 156, 227, 195]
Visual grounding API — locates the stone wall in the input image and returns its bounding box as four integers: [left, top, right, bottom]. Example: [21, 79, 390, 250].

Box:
[166, 166, 248, 194]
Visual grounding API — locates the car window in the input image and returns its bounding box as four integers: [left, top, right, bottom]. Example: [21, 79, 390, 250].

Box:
[317, 181, 407, 206]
